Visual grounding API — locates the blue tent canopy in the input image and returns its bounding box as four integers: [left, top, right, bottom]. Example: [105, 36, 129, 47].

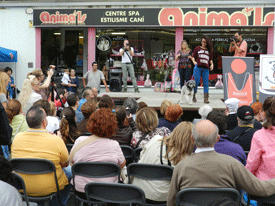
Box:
[0, 47, 17, 62]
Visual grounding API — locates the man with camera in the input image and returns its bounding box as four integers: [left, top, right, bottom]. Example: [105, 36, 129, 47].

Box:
[119, 40, 140, 93]
[229, 32, 247, 57]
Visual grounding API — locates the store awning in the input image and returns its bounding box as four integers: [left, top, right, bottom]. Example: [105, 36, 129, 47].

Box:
[0, 47, 17, 62]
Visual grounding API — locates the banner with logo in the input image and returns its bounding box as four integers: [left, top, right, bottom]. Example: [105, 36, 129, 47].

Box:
[222, 57, 256, 106]
[33, 7, 274, 27]
[259, 55, 275, 103]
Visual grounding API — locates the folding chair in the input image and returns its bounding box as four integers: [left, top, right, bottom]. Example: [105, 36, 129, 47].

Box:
[85, 182, 146, 206]
[176, 188, 241, 206]
[127, 163, 174, 205]
[10, 158, 62, 206]
[72, 162, 121, 205]
[120, 145, 135, 165]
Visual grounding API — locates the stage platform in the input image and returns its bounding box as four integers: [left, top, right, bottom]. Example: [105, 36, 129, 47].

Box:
[98, 86, 226, 111]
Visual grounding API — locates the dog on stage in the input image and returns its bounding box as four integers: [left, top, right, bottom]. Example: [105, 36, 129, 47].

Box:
[180, 80, 196, 104]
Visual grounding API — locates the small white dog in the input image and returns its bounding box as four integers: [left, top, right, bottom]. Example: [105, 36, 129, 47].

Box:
[180, 80, 196, 104]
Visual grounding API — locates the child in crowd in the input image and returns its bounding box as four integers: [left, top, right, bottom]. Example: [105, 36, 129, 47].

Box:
[61, 69, 71, 89]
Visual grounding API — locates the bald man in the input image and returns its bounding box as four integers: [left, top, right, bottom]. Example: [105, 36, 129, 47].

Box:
[167, 120, 275, 206]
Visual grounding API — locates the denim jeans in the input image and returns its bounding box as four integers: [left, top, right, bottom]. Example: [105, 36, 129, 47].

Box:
[121, 63, 138, 89]
[193, 65, 209, 93]
[178, 67, 193, 88]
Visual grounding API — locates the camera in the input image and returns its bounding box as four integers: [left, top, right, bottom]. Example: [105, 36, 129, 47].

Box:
[230, 36, 237, 42]
[126, 43, 130, 46]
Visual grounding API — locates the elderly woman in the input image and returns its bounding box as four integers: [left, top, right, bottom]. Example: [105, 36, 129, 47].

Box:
[246, 97, 275, 181]
[70, 108, 126, 198]
[0, 71, 10, 109]
[132, 122, 194, 203]
[77, 98, 97, 134]
[5, 100, 28, 142]
[131, 107, 171, 149]
[19, 75, 42, 114]
[157, 104, 183, 131]
[192, 105, 213, 125]
[60, 107, 81, 145]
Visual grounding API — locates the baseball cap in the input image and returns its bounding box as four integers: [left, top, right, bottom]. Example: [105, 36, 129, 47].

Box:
[237, 105, 254, 120]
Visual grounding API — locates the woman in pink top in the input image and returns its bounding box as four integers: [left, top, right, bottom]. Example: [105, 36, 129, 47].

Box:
[70, 108, 126, 198]
[246, 97, 275, 180]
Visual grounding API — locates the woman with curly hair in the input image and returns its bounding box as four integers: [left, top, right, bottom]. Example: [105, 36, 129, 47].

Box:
[0, 71, 10, 109]
[131, 107, 171, 149]
[69, 108, 126, 199]
[19, 75, 42, 114]
[5, 100, 28, 142]
[132, 122, 194, 203]
[157, 103, 183, 131]
[60, 107, 81, 144]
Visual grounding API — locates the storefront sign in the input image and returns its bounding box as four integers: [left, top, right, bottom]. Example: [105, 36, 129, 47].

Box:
[259, 55, 275, 103]
[222, 57, 256, 106]
[33, 7, 274, 27]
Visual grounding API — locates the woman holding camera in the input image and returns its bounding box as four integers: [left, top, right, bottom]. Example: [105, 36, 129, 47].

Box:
[176, 40, 193, 88]
[191, 36, 214, 104]
[28, 67, 54, 100]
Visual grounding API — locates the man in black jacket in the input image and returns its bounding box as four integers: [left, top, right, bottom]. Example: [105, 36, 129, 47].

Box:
[0, 102, 12, 157]
[227, 105, 258, 151]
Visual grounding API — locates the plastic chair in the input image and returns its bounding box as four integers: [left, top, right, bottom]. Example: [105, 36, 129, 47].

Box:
[120, 145, 135, 165]
[72, 162, 121, 205]
[134, 147, 142, 162]
[176, 188, 241, 206]
[66, 144, 74, 153]
[85, 182, 146, 206]
[10, 158, 62, 206]
[127, 163, 174, 205]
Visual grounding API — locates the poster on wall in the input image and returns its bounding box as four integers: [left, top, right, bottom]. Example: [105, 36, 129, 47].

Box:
[222, 56, 256, 106]
[97, 36, 112, 52]
[259, 55, 275, 103]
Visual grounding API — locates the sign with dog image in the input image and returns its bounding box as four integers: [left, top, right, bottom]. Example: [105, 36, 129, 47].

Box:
[259, 55, 275, 103]
[222, 56, 256, 106]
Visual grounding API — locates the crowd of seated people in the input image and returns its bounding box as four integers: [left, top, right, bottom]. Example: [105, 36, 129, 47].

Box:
[1, 68, 275, 205]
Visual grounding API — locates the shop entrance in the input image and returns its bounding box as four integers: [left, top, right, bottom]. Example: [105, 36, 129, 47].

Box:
[41, 28, 87, 76]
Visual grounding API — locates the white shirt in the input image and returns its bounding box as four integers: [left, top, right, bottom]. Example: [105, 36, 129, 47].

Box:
[46, 116, 60, 134]
[195, 147, 215, 153]
[0, 181, 23, 206]
[132, 135, 174, 201]
[22, 90, 42, 114]
[119, 47, 134, 63]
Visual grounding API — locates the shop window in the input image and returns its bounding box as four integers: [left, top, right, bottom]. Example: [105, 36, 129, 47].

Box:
[41, 29, 84, 76]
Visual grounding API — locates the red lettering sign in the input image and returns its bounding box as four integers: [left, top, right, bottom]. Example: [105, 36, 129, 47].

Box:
[40, 10, 87, 25]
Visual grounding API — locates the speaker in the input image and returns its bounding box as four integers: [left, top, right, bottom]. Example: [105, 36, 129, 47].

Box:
[109, 69, 122, 92]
